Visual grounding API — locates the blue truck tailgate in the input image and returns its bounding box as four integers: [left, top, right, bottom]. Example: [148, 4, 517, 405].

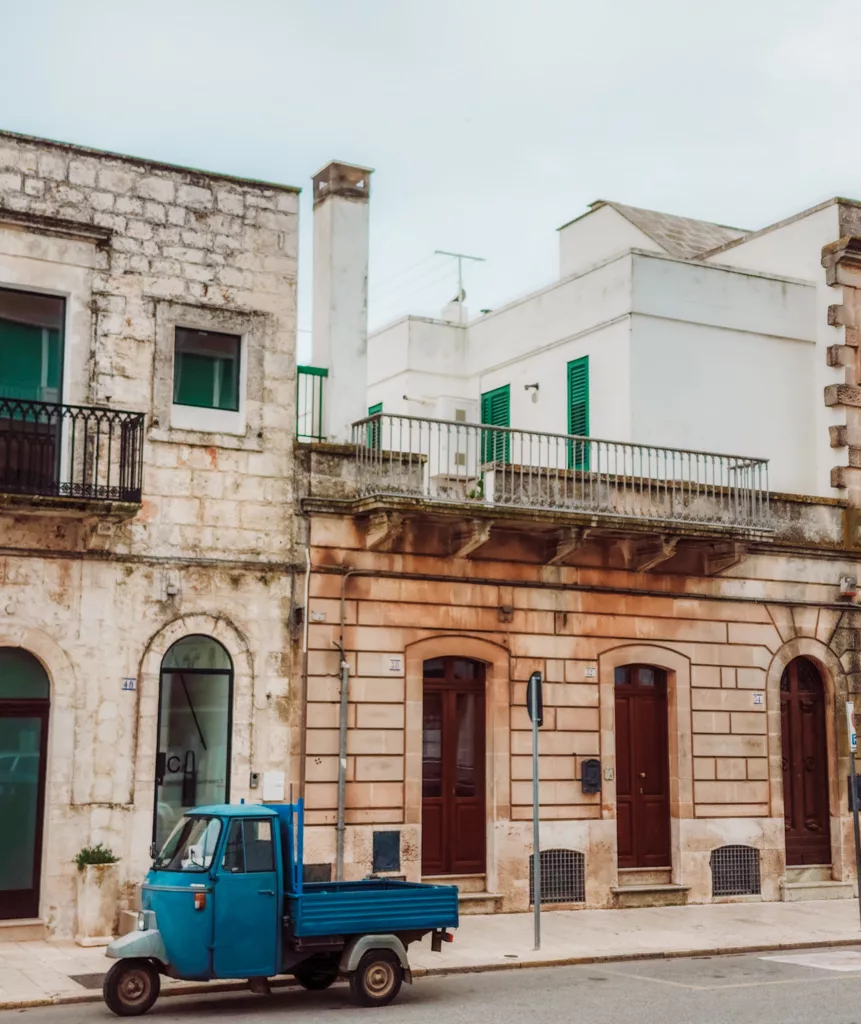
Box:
[287, 878, 459, 937]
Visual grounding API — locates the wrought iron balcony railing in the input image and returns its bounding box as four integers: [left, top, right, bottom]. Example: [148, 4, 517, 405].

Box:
[352, 413, 771, 533]
[0, 398, 145, 504]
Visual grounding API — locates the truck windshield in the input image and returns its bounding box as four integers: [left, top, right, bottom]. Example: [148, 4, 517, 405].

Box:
[154, 815, 222, 872]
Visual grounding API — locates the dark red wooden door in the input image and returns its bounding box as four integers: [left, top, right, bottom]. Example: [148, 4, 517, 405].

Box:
[782, 658, 831, 865]
[615, 665, 671, 868]
[421, 658, 485, 875]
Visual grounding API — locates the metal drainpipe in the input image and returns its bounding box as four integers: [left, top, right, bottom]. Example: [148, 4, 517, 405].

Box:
[298, 546, 312, 798]
[335, 568, 359, 882]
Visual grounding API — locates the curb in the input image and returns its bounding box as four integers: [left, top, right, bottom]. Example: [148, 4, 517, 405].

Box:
[411, 935, 861, 977]
[3, 937, 860, 1012]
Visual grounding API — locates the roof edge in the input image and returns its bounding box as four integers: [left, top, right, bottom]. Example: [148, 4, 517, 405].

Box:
[0, 128, 301, 194]
[698, 197, 861, 260]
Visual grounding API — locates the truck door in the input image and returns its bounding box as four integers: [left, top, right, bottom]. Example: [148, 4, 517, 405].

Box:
[213, 817, 279, 977]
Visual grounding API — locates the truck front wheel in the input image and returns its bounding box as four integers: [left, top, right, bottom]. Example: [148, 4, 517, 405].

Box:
[103, 959, 161, 1017]
[349, 949, 403, 1007]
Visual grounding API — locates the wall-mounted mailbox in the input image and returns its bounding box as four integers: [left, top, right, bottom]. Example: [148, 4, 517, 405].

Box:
[581, 758, 602, 794]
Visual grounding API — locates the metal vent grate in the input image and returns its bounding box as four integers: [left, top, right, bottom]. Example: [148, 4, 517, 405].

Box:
[710, 845, 761, 897]
[529, 849, 585, 905]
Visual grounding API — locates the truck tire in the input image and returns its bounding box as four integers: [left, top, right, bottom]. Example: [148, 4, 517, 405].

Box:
[103, 959, 161, 1017]
[349, 949, 403, 1007]
[294, 954, 340, 990]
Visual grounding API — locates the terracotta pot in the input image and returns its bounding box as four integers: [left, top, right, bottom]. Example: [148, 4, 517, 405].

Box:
[75, 862, 120, 947]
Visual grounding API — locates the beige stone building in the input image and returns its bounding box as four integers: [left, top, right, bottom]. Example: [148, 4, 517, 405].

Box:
[297, 440, 861, 912]
[0, 130, 303, 937]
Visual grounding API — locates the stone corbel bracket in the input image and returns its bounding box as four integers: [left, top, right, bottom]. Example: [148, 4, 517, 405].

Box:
[822, 236, 861, 491]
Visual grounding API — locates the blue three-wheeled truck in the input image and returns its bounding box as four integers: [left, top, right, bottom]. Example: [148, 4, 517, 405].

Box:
[103, 800, 458, 1015]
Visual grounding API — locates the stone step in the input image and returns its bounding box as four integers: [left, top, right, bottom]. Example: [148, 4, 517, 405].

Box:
[423, 873, 488, 894]
[617, 867, 672, 887]
[0, 918, 46, 941]
[611, 884, 689, 909]
[781, 880, 855, 902]
[784, 865, 832, 884]
[458, 892, 505, 915]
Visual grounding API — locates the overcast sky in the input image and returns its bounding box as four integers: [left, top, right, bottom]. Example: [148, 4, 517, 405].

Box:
[2, 0, 859, 357]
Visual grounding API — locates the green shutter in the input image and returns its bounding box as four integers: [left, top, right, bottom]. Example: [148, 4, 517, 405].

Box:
[567, 356, 589, 470]
[480, 384, 510, 464]
[367, 402, 382, 448]
[0, 320, 61, 401]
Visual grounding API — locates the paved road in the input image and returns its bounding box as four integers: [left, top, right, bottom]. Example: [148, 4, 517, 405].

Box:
[6, 948, 861, 1023]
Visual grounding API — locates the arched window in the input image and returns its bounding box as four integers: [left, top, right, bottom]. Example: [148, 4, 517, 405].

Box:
[154, 636, 233, 849]
[0, 648, 50, 920]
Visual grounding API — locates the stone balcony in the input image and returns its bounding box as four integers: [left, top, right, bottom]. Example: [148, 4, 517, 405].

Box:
[294, 414, 861, 575]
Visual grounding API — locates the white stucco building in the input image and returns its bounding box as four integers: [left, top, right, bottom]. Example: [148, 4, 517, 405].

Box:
[367, 198, 861, 499]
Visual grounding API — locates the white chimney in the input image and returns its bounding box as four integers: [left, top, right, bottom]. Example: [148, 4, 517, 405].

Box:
[311, 160, 373, 442]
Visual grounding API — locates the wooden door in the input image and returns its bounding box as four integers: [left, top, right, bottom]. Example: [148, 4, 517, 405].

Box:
[615, 665, 671, 868]
[782, 658, 831, 865]
[421, 658, 485, 875]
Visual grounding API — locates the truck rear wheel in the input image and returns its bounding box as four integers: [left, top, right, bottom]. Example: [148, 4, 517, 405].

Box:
[294, 954, 340, 990]
[349, 949, 402, 1007]
[103, 959, 161, 1017]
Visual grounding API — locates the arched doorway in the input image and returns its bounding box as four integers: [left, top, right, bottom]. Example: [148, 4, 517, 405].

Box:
[421, 657, 485, 876]
[781, 657, 830, 865]
[615, 664, 671, 868]
[154, 635, 233, 850]
[0, 648, 50, 919]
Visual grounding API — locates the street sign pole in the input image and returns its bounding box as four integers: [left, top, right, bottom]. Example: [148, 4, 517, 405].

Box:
[847, 702, 861, 928]
[527, 671, 543, 951]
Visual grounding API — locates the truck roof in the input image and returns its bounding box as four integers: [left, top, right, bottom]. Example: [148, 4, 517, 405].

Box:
[191, 804, 280, 818]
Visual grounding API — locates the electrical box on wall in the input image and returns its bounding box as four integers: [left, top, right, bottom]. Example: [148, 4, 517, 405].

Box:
[581, 758, 602, 794]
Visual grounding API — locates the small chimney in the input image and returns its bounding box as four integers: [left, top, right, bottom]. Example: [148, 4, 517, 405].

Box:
[311, 160, 373, 442]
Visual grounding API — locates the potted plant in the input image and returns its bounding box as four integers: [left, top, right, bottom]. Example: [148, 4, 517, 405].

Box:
[74, 844, 120, 947]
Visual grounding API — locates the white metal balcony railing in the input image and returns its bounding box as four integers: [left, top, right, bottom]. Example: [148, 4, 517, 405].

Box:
[351, 413, 771, 532]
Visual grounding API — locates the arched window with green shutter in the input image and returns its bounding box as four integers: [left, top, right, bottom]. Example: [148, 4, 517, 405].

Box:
[567, 356, 589, 470]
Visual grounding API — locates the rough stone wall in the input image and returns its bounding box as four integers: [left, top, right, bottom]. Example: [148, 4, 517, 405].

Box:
[0, 132, 302, 936]
[302, 512, 861, 911]
[0, 558, 294, 937]
[0, 129, 299, 561]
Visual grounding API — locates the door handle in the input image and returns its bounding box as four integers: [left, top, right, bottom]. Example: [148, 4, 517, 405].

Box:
[640, 772, 646, 778]
[258, 889, 275, 896]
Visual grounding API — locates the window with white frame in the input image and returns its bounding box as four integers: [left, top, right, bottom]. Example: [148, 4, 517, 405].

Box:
[173, 328, 241, 412]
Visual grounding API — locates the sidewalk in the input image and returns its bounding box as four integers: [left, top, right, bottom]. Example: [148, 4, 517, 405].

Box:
[2, 900, 860, 1010]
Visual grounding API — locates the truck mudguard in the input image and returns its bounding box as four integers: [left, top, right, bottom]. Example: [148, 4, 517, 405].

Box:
[339, 933, 412, 983]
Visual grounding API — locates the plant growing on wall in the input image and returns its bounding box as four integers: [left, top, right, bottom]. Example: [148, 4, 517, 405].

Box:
[74, 844, 120, 871]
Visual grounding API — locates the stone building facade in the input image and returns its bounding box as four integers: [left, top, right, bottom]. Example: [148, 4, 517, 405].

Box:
[297, 443, 861, 911]
[0, 130, 302, 937]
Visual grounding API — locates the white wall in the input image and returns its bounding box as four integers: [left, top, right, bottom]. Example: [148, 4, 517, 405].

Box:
[630, 316, 816, 494]
[367, 317, 471, 417]
[629, 253, 817, 494]
[558, 203, 662, 278]
[704, 204, 843, 497]
[465, 253, 633, 377]
[477, 317, 632, 443]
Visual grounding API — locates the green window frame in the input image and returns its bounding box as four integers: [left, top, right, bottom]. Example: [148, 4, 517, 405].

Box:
[567, 356, 589, 470]
[367, 402, 382, 448]
[0, 287, 64, 403]
[173, 327, 241, 412]
[480, 384, 510, 464]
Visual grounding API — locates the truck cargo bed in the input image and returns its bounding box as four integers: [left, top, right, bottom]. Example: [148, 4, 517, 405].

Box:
[286, 878, 459, 937]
